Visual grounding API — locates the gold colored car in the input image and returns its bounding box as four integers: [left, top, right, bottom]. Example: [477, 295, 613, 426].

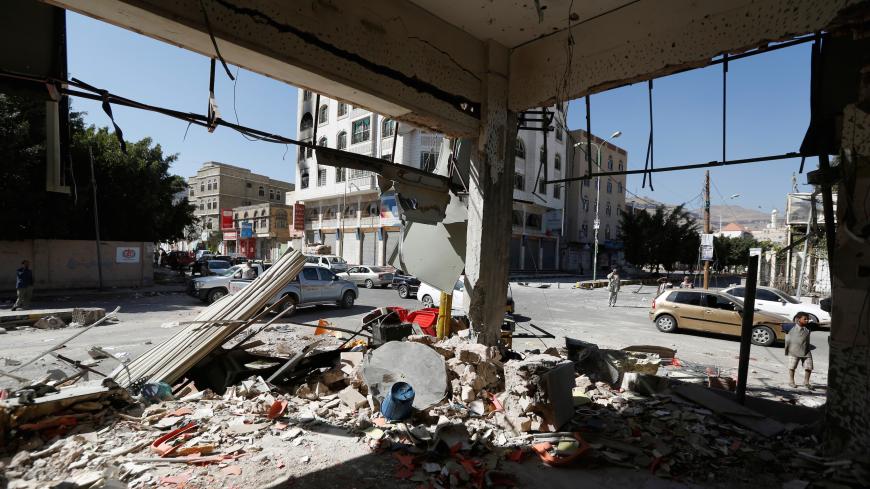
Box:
[649, 289, 788, 347]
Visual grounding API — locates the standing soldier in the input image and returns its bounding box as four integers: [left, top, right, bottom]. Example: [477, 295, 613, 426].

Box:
[607, 267, 621, 307]
[12, 260, 34, 311]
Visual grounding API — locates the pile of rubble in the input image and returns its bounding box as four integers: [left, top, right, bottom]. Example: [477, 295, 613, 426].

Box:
[0, 308, 108, 333]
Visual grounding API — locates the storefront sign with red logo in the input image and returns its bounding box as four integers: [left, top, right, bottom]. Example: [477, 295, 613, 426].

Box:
[221, 209, 234, 230]
[293, 203, 305, 231]
[115, 246, 141, 263]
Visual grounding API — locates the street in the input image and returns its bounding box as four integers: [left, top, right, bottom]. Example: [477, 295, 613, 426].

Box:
[1, 283, 828, 396]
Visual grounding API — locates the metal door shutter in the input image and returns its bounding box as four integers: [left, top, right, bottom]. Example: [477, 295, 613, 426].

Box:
[542, 239, 556, 270]
[510, 237, 522, 269]
[322, 232, 337, 254]
[342, 231, 359, 264]
[524, 239, 540, 271]
[362, 231, 377, 265]
[384, 231, 399, 266]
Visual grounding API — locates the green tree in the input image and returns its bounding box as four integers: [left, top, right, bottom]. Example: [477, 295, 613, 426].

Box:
[0, 92, 194, 242]
[619, 204, 700, 273]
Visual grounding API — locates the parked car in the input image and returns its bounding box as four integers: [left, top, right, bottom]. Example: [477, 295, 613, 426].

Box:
[188, 263, 270, 303]
[417, 277, 515, 314]
[649, 289, 789, 347]
[392, 270, 421, 299]
[229, 265, 358, 316]
[304, 254, 349, 273]
[165, 251, 194, 270]
[339, 266, 394, 288]
[191, 258, 231, 276]
[721, 285, 831, 326]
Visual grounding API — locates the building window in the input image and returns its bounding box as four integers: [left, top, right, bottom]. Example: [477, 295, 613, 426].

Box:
[583, 198, 589, 211]
[306, 139, 313, 158]
[555, 126, 563, 141]
[259, 186, 265, 197]
[213, 180, 218, 191]
[199, 202, 204, 210]
[270, 189, 275, 200]
[200, 183, 204, 192]
[420, 152, 438, 172]
[317, 169, 327, 186]
[382, 119, 396, 138]
[337, 102, 348, 117]
[303, 90, 311, 101]
[526, 214, 542, 229]
[515, 138, 525, 160]
[246, 182, 252, 188]
[206, 181, 211, 191]
[605, 224, 611, 240]
[189, 189, 194, 197]
[318, 104, 328, 125]
[606, 202, 612, 216]
[512, 210, 523, 226]
[318, 136, 327, 147]
[538, 146, 547, 193]
[618, 161, 623, 172]
[260, 218, 267, 229]
[618, 182, 623, 193]
[336, 167, 346, 183]
[607, 181, 613, 193]
[366, 202, 379, 217]
[514, 172, 524, 191]
[554, 185, 561, 199]
[300, 170, 309, 189]
[276, 210, 288, 229]
[277, 191, 282, 201]
[351, 116, 371, 144]
[554, 153, 561, 171]
[607, 155, 613, 170]
[337, 131, 347, 150]
[300, 112, 313, 131]
[581, 224, 588, 238]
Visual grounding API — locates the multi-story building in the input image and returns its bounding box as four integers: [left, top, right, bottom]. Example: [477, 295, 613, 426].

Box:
[187, 162, 293, 252]
[231, 202, 292, 261]
[564, 129, 628, 274]
[292, 90, 443, 265]
[509, 108, 568, 271]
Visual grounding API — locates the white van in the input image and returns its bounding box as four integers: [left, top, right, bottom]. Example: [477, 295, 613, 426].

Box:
[304, 254, 349, 273]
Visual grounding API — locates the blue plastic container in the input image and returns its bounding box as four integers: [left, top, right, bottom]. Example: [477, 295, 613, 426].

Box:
[380, 382, 415, 421]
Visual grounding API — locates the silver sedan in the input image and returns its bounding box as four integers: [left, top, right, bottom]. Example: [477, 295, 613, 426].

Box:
[340, 266, 395, 289]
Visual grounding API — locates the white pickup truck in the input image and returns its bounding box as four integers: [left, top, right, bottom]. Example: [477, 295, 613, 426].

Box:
[187, 263, 270, 304]
[228, 265, 358, 316]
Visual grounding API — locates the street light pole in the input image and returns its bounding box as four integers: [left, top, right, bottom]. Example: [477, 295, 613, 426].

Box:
[574, 131, 621, 281]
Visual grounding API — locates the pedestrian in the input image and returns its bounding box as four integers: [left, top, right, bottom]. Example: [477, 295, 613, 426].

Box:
[785, 311, 814, 389]
[241, 261, 257, 280]
[12, 259, 34, 311]
[680, 275, 693, 288]
[158, 249, 166, 268]
[607, 267, 621, 307]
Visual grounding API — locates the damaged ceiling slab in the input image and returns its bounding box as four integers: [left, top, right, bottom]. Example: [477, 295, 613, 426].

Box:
[44, 0, 863, 137]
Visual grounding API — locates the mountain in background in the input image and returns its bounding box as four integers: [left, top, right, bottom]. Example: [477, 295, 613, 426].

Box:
[626, 196, 775, 230]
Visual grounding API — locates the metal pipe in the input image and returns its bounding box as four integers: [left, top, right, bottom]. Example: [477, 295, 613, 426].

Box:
[88, 147, 104, 290]
[736, 254, 759, 405]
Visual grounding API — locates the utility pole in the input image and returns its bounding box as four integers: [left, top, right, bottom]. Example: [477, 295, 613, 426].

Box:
[89, 147, 104, 290]
[703, 170, 711, 289]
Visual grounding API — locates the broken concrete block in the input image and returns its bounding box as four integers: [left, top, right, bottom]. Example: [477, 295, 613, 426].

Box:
[338, 386, 368, 410]
[621, 373, 669, 396]
[610, 351, 661, 376]
[456, 344, 498, 364]
[503, 354, 574, 432]
[460, 385, 475, 403]
[72, 308, 106, 326]
[33, 316, 66, 329]
[319, 369, 347, 386]
[87, 347, 110, 360]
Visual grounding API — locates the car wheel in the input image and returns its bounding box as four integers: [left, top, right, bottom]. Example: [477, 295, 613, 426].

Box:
[341, 291, 355, 308]
[207, 288, 227, 304]
[422, 294, 434, 308]
[751, 325, 776, 347]
[279, 295, 298, 317]
[655, 314, 677, 333]
[398, 285, 409, 299]
[364, 279, 374, 289]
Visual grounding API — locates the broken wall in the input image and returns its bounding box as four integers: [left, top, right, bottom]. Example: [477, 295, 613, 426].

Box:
[0, 240, 154, 291]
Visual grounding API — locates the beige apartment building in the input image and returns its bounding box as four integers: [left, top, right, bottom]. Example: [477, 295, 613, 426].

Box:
[187, 162, 293, 250]
[564, 129, 628, 274]
[231, 202, 292, 261]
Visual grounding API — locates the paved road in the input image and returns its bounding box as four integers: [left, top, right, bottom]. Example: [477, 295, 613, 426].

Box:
[0, 283, 829, 393]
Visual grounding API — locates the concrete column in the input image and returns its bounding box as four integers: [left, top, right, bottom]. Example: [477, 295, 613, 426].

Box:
[824, 34, 870, 457]
[464, 41, 516, 346]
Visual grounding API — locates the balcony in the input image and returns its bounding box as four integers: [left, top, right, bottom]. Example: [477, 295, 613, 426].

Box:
[320, 218, 338, 229]
[360, 215, 379, 227]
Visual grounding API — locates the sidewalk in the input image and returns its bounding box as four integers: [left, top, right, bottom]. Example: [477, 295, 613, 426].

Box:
[1, 283, 186, 303]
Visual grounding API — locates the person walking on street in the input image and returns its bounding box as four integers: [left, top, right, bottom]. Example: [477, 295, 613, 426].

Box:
[12, 260, 34, 311]
[607, 268, 621, 307]
[786, 312, 814, 389]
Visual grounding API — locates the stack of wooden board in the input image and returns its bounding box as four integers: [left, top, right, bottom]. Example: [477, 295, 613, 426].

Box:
[113, 249, 307, 387]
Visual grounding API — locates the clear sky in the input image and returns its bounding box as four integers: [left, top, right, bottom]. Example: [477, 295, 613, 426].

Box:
[67, 11, 815, 212]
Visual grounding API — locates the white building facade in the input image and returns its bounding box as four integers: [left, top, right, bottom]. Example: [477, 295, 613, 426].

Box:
[293, 90, 443, 265]
[510, 108, 568, 271]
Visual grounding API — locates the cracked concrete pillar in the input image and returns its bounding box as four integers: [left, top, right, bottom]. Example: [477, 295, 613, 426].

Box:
[824, 28, 870, 457]
[464, 41, 516, 346]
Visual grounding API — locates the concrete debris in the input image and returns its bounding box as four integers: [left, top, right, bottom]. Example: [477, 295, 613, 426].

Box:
[2, 326, 863, 489]
[72, 308, 107, 326]
[32, 316, 66, 330]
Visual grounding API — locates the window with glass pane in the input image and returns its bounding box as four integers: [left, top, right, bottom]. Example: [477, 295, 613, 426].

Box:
[556, 127, 563, 141]
[337, 131, 347, 150]
[420, 152, 438, 172]
[300, 112, 313, 131]
[382, 119, 395, 138]
[300, 170, 309, 189]
[318, 105, 328, 124]
[607, 181, 612, 193]
[337, 103, 348, 117]
[554, 185, 561, 199]
[336, 168, 346, 182]
[514, 172, 524, 190]
[317, 169, 326, 186]
[554, 154, 561, 171]
[352, 117, 371, 144]
[515, 138, 525, 159]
